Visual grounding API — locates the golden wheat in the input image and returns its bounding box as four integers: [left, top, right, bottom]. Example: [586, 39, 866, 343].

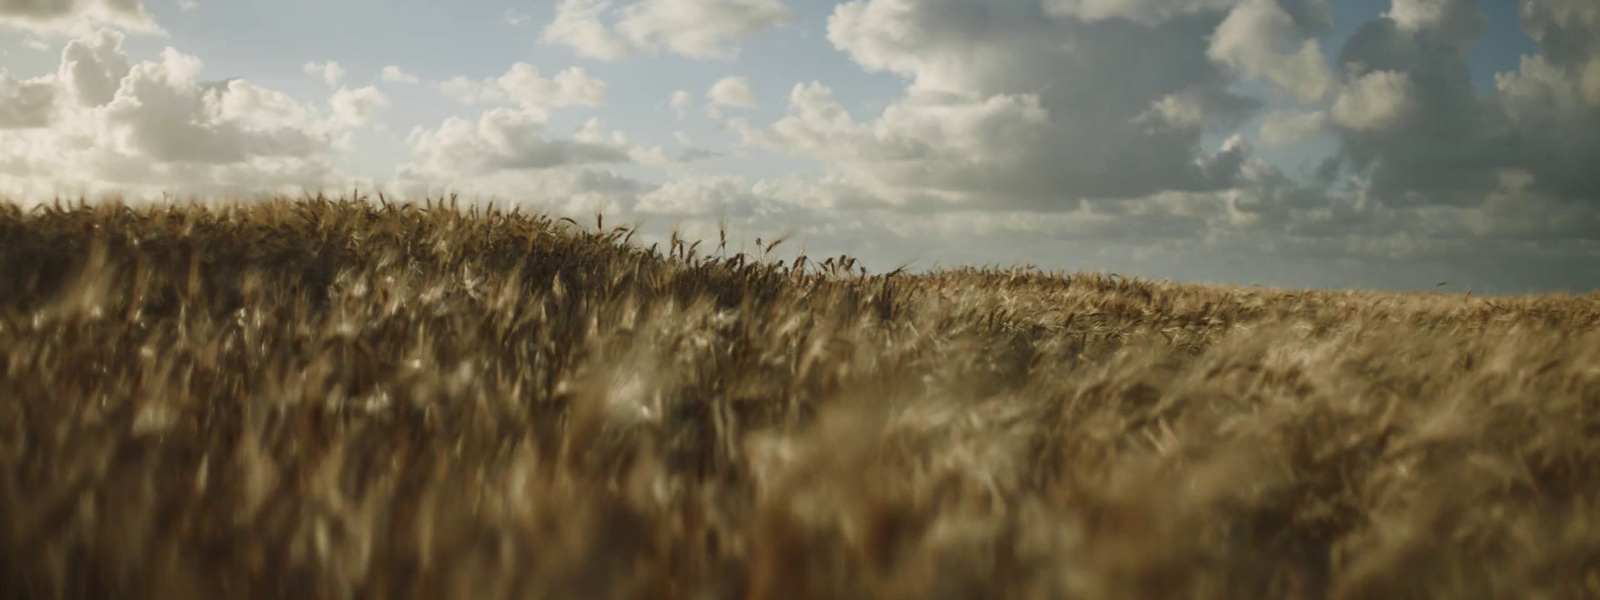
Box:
[0, 196, 1597, 599]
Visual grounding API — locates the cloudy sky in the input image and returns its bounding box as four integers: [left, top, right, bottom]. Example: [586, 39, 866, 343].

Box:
[1, 0, 1597, 293]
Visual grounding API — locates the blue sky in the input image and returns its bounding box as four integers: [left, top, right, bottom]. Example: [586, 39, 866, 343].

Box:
[1, 0, 1597, 294]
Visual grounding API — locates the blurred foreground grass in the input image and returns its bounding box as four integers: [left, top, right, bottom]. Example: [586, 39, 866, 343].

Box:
[1, 197, 1598, 599]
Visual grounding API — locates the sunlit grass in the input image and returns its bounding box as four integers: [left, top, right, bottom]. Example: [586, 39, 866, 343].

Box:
[1, 196, 1597, 599]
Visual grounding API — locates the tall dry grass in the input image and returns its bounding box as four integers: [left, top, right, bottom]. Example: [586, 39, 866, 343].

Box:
[0, 196, 1598, 599]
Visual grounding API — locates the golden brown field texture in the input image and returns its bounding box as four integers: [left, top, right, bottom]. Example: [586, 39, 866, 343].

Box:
[1, 198, 1599, 599]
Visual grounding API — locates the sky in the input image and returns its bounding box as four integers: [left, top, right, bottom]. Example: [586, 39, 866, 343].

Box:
[1, 0, 1597, 294]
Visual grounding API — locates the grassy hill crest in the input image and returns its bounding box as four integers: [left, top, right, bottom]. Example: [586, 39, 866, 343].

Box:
[2, 197, 1597, 599]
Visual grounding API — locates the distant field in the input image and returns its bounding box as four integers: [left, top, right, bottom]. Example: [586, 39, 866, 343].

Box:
[1, 198, 1597, 599]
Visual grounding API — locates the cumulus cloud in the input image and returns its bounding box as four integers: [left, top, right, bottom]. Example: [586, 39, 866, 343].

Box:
[733, 0, 1296, 209]
[542, 0, 791, 61]
[741, 82, 1064, 205]
[1320, 0, 1600, 207]
[329, 86, 389, 128]
[58, 27, 131, 107]
[1496, 0, 1600, 110]
[212, 79, 312, 131]
[103, 49, 326, 164]
[693, 0, 1600, 290]
[614, 0, 790, 59]
[1498, 53, 1600, 111]
[0, 28, 352, 200]
[541, 0, 632, 61]
[1042, 0, 1242, 24]
[707, 76, 757, 108]
[711, 0, 1594, 277]
[1137, 87, 1262, 131]
[636, 175, 765, 215]
[0, 0, 161, 34]
[391, 59, 674, 204]
[437, 63, 606, 117]
[1385, 0, 1484, 44]
[1331, 70, 1416, 131]
[398, 108, 631, 180]
[0, 69, 59, 129]
[1206, 0, 1336, 102]
[379, 65, 419, 84]
[302, 60, 345, 88]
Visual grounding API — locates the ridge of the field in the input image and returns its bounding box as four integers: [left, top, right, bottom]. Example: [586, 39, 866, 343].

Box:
[1, 197, 1598, 599]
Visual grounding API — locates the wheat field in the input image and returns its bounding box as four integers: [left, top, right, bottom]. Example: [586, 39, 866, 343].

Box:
[1, 197, 1597, 599]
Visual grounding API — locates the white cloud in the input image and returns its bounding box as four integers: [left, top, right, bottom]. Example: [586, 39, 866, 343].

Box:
[399, 108, 632, 179]
[752, 0, 1276, 207]
[104, 49, 325, 164]
[1321, 1, 1501, 198]
[615, 0, 790, 59]
[177, 0, 196, 11]
[329, 86, 389, 128]
[542, 0, 791, 61]
[1042, 0, 1242, 24]
[214, 79, 312, 130]
[636, 174, 765, 215]
[745, 0, 1599, 283]
[379, 65, 419, 84]
[1302, 0, 1600, 260]
[58, 27, 130, 107]
[0, 0, 162, 35]
[503, 8, 531, 26]
[390, 98, 689, 212]
[0, 29, 349, 201]
[718, 0, 1600, 284]
[436, 63, 606, 117]
[1385, 0, 1484, 44]
[0, 69, 59, 129]
[1498, 54, 1597, 111]
[1331, 70, 1415, 131]
[670, 89, 693, 118]
[1256, 109, 1327, 146]
[1138, 93, 1211, 130]
[1496, 0, 1600, 110]
[706, 76, 757, 108]
[1137, 87, 1260, 132]
[302, 60, 345, 88]
[497, 64, 606, 108]
[541, 0, 632, 61]
[1387, 0, 1453, 31]
[671, 0, 1600, 291]
[745, 82, 1059, 205]
[747, 172, 893, 210]
[1206, 0, 1335, 103]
